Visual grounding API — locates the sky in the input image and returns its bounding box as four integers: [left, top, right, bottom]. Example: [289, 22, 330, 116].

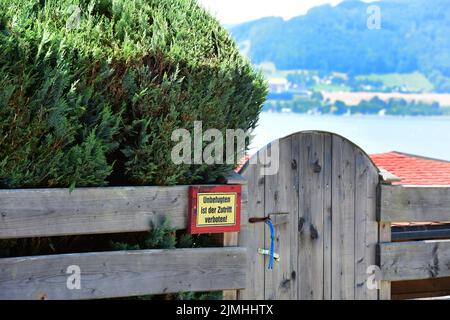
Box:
[197, 0, 345, 25]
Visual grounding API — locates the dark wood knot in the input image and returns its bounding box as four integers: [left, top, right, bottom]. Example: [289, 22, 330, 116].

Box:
[310, 224, 319, 240]
[298, 217, 305, 232]
[291, 159, 297, 170]
[312, 160, 322, 173]
[280, 278, 291, 289]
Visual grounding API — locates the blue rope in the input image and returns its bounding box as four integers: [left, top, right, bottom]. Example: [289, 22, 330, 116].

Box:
[265, 219, 275, 270]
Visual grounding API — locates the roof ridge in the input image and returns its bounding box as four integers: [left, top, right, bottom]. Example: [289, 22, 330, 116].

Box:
[390, 151, 450, 163]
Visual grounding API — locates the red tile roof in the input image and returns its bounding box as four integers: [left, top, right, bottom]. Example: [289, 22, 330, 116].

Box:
[370, 151, 450, 186]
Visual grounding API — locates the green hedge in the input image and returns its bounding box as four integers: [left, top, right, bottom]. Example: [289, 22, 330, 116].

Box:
[0, 0, 266, 188]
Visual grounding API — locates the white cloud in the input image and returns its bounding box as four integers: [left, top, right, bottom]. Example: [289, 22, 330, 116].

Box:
[197, 0, 345, 25]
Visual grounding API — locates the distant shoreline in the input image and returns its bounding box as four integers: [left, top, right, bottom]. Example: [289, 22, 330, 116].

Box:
[261, 111, 450, 118]
[322, 91, 450, 107]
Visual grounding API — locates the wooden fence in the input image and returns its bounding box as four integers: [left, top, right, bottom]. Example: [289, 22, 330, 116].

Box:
[0, 178, 248, 300]
[1, 131, 450, 300]
[378, 185, 450, 299]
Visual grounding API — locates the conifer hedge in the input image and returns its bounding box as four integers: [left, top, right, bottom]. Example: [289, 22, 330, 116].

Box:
[0, 0, 266, 188]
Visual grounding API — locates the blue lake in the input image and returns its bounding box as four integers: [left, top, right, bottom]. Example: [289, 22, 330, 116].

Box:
[250, 112, 450, 160]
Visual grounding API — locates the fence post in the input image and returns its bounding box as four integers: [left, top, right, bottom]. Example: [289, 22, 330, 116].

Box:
[377, 169, 400, 300]
[220, 172, 247, 300]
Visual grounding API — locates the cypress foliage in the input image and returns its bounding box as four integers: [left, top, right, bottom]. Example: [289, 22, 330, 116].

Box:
[0, 0, 267, 188]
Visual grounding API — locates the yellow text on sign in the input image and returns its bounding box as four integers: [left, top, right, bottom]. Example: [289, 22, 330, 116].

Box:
[197, 193, 236, 226]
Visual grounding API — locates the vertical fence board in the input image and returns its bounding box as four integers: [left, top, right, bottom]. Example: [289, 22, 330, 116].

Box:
[239, 151, 266, 300]
[222, 177, 247, 300]
[298, 133, 326, 299]
[354, 151, 379, 300]
[322, 134, 333, 300]
[378, 221, 392, 300]
[264, 137, 294, 300]
[290, 134, 300, 300]
[332, 136, 356, 299]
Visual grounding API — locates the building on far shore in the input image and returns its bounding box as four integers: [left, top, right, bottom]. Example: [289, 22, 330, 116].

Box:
[267, 77, 289, 93]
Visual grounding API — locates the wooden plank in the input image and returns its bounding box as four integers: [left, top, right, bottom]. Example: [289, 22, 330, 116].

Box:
[238, 151, 266, 300]
[379, 168, 392, 300]
[222, 173, 247, 300]
[289, 133, 300, 301]
[0, 184, 248, 239]
[222, 231, 240, 300]
[298, 133, 325, 299]
[380, 185, 450, 222]
[354, 150, 379, 300]
[378, 221, 392, 300]
[392, 277, 450, 300]
[322, 134, 333, 300]
[331, 136, 356, 299]
[264, 137, 295, 300]
[379, 240, 450, 281]
[0, 186, 192, 239]
[0, 247, 246, 300]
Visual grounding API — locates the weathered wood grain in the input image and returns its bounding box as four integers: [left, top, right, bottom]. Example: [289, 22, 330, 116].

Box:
[238, 131, 381, 300]
[322, 134, 333, 300]
[378, 221, 392, 300]
[379, 240, 450, 281]
[298, 133, 325, 299]
[223, 174, 248, 300]
[264, 137, 295, 300]
[331, 135, 356, 300]
[354, 150, 379, 300]
[289, 134, 300, 301]
[239, 150, 266, 300]
[0, 247, 246, 300]
[0, 186, 190, 239]
[222, 231, 240, 300]
[380, 185, 450, 222]
[0, 183, 248, 239]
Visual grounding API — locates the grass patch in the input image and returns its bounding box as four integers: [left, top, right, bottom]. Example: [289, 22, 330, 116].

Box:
[356, 72, 434, 92]
[313, 83, 352, 92]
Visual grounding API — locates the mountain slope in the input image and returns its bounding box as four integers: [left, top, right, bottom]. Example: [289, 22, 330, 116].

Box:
[229, 0, 450, 91]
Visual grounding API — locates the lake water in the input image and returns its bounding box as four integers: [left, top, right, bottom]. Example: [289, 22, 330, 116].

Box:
[249, 113, 450, 161]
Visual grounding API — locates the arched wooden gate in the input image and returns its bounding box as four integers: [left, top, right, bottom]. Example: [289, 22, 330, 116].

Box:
[239, 131, 381, 300]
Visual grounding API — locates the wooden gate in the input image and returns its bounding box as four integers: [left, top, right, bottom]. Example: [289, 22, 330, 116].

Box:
[239, 131, 380, 300]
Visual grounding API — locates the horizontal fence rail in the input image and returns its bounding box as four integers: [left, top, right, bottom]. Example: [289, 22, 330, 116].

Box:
[379, 185, 450, 222]
[0, 247, 246, 300]
[0, 185, 248, 239]
[378, 184, 450, 297]
[378, 240, 450, 281]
